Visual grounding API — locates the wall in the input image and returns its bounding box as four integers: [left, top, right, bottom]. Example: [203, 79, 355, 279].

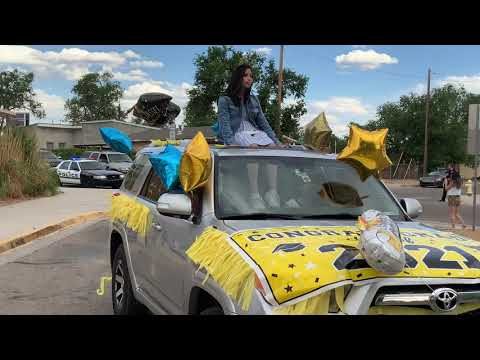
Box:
[75, 121, 167, 145]
[25, 127, 79, 150]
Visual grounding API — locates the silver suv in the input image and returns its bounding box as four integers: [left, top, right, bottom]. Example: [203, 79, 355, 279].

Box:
[89, 151, 133, 174]
[109, 145, 480, 315]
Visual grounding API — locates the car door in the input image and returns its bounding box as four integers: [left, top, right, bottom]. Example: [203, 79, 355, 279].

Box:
[69, 161, 81, 185]
[121, 154, 151, 292]
[136, 169, 193, 314]
[57, 161, 71, 184]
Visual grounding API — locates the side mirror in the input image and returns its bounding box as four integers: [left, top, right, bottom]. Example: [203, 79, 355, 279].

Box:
[400, 198, 423, 219]
[157, 193, 192, 216]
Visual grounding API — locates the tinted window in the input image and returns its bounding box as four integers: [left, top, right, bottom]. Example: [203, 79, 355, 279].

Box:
[123, 154, 149, 192]
[108, 153, 132, 163]
[79, 161, 106, 170]
[59, 161, 71, 170]
[141, 170, 167, 202]
[70, 162, 80, 171]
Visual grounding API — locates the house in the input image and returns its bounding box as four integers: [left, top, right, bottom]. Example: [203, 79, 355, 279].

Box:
[25, 120, 216, 152]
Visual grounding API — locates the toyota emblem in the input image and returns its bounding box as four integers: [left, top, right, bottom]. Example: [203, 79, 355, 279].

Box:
[429, 288, 458, 312]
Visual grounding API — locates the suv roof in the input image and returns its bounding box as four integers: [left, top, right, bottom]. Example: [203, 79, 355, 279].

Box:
[137, 145, 337, 160]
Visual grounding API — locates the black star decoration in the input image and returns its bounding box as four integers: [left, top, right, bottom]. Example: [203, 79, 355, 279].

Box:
[284, 285, 293, 293]
[288, 264, 296, 269]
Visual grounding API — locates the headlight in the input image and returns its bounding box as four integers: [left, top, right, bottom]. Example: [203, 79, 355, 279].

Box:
[120, 174, 125, 179]
[93, 175, 107, 180]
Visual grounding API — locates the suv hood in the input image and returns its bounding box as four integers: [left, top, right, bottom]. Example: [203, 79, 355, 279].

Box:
[219, 220, 480, 307]
[108, 162, 132, 169]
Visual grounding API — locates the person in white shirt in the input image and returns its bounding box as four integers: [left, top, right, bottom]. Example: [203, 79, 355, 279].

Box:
[446, 173, 466, 229]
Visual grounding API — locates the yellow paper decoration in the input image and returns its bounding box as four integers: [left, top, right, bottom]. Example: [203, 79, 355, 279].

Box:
[180, 132, 212, 192]
[337, 124, 392, 181]
[109, 194, 151, 237]
[151, 139, 181, 147]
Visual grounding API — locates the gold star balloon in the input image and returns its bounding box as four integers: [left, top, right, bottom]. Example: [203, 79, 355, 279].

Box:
[337, 124, 392, 181]
[180, 132, 212, 192]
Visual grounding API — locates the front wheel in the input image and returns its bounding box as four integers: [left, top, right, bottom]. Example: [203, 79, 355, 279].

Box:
[112, 245, 145, 315]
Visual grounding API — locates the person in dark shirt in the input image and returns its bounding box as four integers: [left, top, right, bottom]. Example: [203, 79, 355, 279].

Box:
[440, 164, 456, 202]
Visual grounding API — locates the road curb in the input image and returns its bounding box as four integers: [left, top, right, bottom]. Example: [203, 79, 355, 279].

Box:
[0, 211, 109, 255]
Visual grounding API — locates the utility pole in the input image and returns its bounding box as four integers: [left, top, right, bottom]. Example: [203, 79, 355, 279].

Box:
[276, 45, 284, 137]
[423, 68, 431, 176]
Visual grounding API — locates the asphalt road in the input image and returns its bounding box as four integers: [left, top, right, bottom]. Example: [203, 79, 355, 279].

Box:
[391, 185, 480, 227]
[0, 219, 113, 315]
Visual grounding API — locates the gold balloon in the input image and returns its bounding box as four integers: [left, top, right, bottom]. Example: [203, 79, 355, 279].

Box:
[180, 132, 212, 192]
[303, 112, 332, 152]
[337, 124, 392, 181]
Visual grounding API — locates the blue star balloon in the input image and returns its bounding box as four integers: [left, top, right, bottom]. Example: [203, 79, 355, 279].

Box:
[99, 128, 133, 154]
[149, 144, 183, 191]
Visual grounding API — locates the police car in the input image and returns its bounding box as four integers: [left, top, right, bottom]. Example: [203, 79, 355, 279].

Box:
[56, 159, 125, 188]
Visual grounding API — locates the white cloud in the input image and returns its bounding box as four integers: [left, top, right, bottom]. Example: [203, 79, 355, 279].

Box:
[31, 89, 66, 123]
[437, 74, 480, 94]
[352, 45, 368, 49]
[0, 46, 147, 80]
[252, 47, 273, 56]
[121, 80, 192, 125]
[335, 49, 398, 71]
[301, 97, 373, 136]
[130, 60, 164, 68]
[112, 69, 149, 82]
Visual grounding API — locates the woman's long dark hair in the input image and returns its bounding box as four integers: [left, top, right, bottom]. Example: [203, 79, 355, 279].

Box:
[226, 64, 252, 107]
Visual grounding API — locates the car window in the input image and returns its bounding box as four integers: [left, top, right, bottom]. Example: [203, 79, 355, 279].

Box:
[428, 171, 440, 176]
[89, 153, 99, 160]
[79, 161, 106, 170]
[70, 162, 80, 171]
[123, 154, 149, 192]
[99, 154, 108, 163]
[140, 169, 167, 203]
[59, 161, 71, 170]
[108, 153, 132, 163]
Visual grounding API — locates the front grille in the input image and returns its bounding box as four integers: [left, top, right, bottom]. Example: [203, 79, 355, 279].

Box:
[107, 175, 119, 180]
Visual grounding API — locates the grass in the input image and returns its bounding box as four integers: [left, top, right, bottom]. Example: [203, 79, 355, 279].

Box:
[0, 126, 59, 200]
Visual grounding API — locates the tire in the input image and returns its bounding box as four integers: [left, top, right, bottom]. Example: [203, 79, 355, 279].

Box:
[200, 307, 224, 315]
[112, 245, 146, 315]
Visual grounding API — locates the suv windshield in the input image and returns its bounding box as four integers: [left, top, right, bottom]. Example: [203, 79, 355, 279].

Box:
[79, 161, 107, 170]
[428, 171, 441, 176]
[108, 154, 132, 163]
[215, 156, 406, 221]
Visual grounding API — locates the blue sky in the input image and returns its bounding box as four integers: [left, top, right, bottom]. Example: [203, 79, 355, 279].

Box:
[2, 45, 480, 136]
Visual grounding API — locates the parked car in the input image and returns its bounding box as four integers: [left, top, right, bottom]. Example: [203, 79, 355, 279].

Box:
[108, 146, 480, 315]
[88, 151, 133, 174]
[419, 170, 448, 187]
[39, 149, 62, 168]
[56, 159, 125, 188]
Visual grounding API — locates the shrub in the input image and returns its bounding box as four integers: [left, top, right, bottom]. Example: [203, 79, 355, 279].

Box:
[0, 127, 59, 200]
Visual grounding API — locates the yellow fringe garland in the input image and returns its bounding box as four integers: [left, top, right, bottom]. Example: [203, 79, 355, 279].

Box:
[151, 139, 181, 147]
[186, 227, 256, 311]
[109, 194, 152, 237]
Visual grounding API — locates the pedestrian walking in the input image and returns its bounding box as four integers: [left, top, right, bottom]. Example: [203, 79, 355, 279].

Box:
[446, 169, 466, 229]
[440, 164, 454, 202]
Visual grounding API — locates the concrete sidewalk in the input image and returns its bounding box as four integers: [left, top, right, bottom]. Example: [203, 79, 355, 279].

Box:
[0, 187, 113, 242]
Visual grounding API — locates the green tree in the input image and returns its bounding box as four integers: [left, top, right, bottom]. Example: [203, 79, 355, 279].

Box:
[0, 69, 45, 125]
[184, 46, 309, 139]
[65, 72, 126, 125]
[366, 84, 474, 171]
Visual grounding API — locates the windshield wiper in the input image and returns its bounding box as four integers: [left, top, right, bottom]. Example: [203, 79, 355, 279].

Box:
[296, 214, 360, 220]
[221, 213, 303, 220]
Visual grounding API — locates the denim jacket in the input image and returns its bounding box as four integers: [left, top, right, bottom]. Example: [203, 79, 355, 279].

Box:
[217, 95, 280, 145]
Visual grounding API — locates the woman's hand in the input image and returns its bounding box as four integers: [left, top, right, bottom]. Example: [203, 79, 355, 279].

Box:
[249, 144, 259, 148]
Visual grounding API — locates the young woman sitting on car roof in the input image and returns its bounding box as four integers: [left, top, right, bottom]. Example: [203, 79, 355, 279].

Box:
[217, 63, 285, 210]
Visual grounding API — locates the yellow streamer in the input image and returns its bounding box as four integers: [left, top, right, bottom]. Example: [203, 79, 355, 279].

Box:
[109, 194, 152, 237]
[96, 276, 112, 296]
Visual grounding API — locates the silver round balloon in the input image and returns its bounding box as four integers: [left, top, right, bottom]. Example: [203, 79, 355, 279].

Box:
[358, 210, 405, 275]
